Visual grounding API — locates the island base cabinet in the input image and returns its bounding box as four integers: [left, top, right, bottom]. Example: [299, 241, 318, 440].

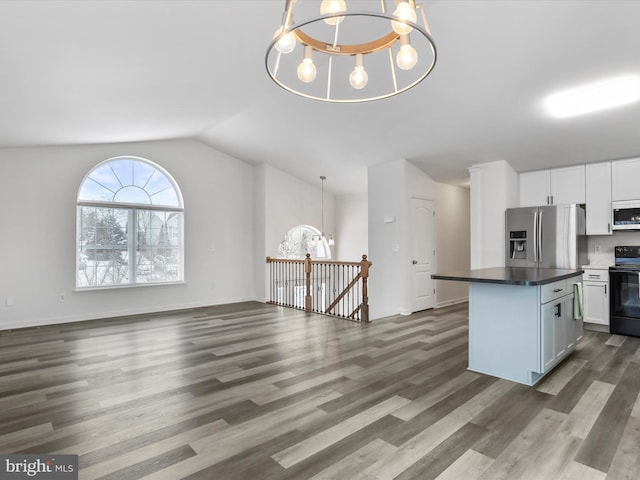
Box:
[541, 293, 580, 374]
[468, 277, 582, 386]
[541, 301, 558, 372]
[469, 283, 542, 386]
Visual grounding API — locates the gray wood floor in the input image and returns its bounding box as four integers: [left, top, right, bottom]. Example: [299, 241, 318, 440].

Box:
[0, 302, 638, 480]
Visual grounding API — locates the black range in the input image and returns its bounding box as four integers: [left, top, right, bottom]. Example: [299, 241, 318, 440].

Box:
[609, 245, 640, 337]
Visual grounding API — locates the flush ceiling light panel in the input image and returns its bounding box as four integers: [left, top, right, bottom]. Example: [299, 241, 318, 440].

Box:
[545, 76, 640, 118]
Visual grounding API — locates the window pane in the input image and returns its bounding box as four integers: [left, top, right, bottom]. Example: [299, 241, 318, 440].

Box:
[146, 174, 179, 207]
[78, 178, 116, 202]
[110, 158, 134, 187]
[78, 157, 181, 207]
[90, 163, 123, 193]
[77, 206, 130, 287]
[136, 210, 182, 282]
[114, 185, 151, 204]
[133, 161, 157, 189]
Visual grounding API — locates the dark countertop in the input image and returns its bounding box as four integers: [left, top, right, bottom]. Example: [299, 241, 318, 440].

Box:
[431, 267, 583, 286]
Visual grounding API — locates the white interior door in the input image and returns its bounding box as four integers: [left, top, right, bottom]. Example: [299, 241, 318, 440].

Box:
[410, 197, 435, 312]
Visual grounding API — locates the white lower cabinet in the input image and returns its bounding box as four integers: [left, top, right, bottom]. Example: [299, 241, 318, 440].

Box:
[582, 269, 609, 326]
[541, 290, 581, 374]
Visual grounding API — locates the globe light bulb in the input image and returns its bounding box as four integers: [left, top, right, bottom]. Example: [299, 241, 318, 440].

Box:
[391, 1, 417, 35]
[297, 46, 317, 83]
[273, 27, 296, 54]
[349, 67, 368, 90]
[320, 0, 347, 25]
[349, 54, 368, 89]
[396, 35, 418, 70]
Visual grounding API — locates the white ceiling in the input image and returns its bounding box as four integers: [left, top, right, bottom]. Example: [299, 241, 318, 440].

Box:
[1, 0, 640, 194]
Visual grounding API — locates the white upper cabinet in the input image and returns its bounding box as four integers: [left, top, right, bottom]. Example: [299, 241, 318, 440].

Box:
[611, 157, 640, 201]
[520, 170, 550, 207]
[520, 165, 585, 207]
[550, 165, 586, 205]
[585, 161, 612, 235]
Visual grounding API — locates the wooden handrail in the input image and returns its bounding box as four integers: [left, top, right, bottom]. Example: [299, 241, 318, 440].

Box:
[266, 256, 362, 267]
[266, 257, 305, 264]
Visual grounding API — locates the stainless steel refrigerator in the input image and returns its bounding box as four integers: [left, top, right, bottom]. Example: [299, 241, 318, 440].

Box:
[505, 204, 587, 269]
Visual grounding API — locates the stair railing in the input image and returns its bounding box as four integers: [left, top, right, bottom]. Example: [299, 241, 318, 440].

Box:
[266, 254, 372, 323]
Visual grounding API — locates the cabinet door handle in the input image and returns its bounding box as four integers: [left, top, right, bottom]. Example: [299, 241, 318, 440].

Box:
[551, 195, 554, 204]
[608, 223, 611, 233]
[553, 288, 563, 293]
[555, 303, 562, 317]
[588, 274, 600, 279]
[605, 285, 607, 294]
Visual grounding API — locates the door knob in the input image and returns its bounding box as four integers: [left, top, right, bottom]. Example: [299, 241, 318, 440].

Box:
[412, 260, 418, 264]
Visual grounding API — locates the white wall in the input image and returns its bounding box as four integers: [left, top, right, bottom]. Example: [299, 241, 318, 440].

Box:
[252, 164, 337, 302]
[368, 160, 407, 319]
[0, 139, 255, 329]
[469, 160, 519, 268]
[435, 182, 471, 306]
[368, 160, 471, 319]
[263, 165, 336, 259]
[253, 164, 267, 302]
[335, 192, 368, 262]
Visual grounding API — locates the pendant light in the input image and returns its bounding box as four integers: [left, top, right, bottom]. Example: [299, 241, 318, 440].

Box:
[313, 176, 335, 246]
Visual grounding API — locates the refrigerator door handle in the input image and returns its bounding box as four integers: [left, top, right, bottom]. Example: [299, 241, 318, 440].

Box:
[533, 210, 538, 263]
[538, 210, 543, 264]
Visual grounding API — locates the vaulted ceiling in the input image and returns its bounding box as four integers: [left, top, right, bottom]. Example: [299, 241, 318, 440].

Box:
[1, 1, 639, 194]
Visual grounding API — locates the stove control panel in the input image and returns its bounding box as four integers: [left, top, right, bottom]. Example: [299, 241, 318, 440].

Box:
[615, 245, 640, 258]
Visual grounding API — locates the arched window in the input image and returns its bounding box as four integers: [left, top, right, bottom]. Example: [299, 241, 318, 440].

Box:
[277, 225, 331, 259]
[76, 156, 184, 288]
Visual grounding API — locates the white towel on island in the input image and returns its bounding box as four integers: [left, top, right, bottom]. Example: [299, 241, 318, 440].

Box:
[573, 282, 583, 320]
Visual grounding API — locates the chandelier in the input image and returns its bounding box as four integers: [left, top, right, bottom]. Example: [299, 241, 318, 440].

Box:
[265, 0, 437, 103]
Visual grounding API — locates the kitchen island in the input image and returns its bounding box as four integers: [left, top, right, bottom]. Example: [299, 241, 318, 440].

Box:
[433, 267, 583, 386]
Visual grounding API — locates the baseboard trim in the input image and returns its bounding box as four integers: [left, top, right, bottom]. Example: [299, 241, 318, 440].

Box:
[435, 297, 469, 309]
[584, 322, 610, 333]
[1, 297, 253, 332]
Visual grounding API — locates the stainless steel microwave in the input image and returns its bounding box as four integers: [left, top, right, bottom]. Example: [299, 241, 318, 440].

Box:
[612, 200, 640, 230]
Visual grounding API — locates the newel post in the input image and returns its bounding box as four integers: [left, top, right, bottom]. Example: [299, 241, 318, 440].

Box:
[304, 253, 312, 312]
[360, 254, 371, 323]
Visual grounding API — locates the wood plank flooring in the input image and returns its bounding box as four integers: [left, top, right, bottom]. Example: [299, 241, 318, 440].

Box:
[0, 302, 639, 479]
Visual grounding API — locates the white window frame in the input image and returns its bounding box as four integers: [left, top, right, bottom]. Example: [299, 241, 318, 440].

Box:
[76, 156, 184, 289]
